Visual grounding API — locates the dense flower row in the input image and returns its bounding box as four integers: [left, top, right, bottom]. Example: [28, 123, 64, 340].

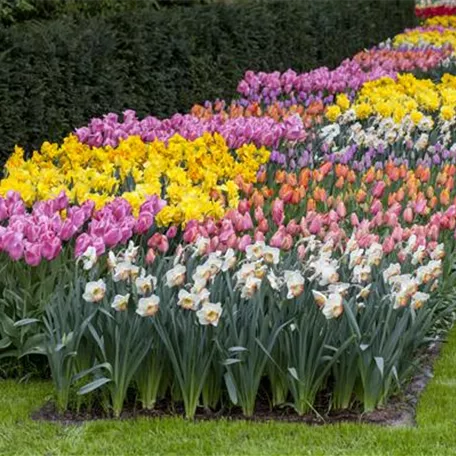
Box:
[1, 7, 456, 420]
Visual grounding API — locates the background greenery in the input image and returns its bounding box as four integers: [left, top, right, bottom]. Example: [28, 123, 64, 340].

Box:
[0, 0, 416, 163]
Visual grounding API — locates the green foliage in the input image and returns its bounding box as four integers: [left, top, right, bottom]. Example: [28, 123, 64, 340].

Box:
[0, 0, 416, 164]
[2, 327, 456, 454]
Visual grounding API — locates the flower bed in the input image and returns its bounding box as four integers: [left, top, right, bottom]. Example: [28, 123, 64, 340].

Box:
[1, 5, 456, 421]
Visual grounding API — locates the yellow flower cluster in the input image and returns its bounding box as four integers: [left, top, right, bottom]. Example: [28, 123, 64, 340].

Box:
[393, 28, 456, 52]
[0, 133, 270, 226]
[424, 15, 456, 28]
[325, 73, 456, 123]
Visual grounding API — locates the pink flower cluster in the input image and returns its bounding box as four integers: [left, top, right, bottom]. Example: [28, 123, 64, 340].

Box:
[180, 197, 456, 258]
[0, 192, 93, 266]
[75, 110, 306, 149]
[0, 191, 165, 266]
[75, 195, 166, 257]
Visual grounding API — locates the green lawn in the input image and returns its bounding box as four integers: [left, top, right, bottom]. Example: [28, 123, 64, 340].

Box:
[2, 331, 456, 455]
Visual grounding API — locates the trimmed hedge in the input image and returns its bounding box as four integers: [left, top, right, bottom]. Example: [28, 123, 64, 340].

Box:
[0, 0, 416, 162]
[0, 0, 214, 25]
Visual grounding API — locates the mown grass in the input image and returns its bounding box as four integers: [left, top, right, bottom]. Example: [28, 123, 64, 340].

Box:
[1, 330, 456, 455]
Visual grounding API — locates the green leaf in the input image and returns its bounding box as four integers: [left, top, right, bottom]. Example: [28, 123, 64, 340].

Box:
[0, 337, 11, 350]
[228, 346, 248, 353]
[374, 357, 384, 378]
[222, 358, 242, 366]
[288, 367, 299, 381]
[14, 318, 40, 327]
[78, 377, 111, 396]
[72, 362, 113, 383]
[224, 372, 238, 405]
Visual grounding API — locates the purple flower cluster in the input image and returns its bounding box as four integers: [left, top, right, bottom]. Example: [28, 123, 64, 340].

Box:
[75, 195, 166, 257]
[75, 110, 307, 149]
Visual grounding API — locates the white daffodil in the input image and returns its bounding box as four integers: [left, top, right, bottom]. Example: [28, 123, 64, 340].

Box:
[83, 279, 106, 303]
[136, 295, 160, 317]
[81, 246, 97, 271]
[428, 260, 443, 278]
[241, 276, 262, 299]
[135, 274, 157, 296]
[411, 291, 430, 310]
[345, 235, 359, 254]
[123, 241, 139, 263]
[411, 246, 426, 266]
[267, 270, 281, 291]
[311, 258, 339, 286]
[196, 302, 223, 327]
[284, 270, 305, 299]
[196, 288, 211, 306]
[165, 264, 186, 287]
[383, 263, 401, 284]
[406, 235, 418, 252]
[191, 276, 208, 294]
[205, 253, 223, 276]
[366, 243, 383, 266]
[357, 284, 372, 300]
[263, 246, 280, 265]
[349, 248, 365, 269]
[246, 241, 266, 261]
[112, 261, 139, 282]
[193, 264, 213, 283]
[221, 248, 237, 271]
[194, 237, 210, 256]
[234, 262, 256, 285]
[253, 262, 268, 279]
[352, 263, 371, 284]
[328, 283, 350, 296]
[111, 294, 130, 312]
[177, 289, 199, 310]
[107, 251, 118, 270]
[390, 274, 419, 298]
[312, 290, 327, 308]
[430, 243, 445, 261]
[392, 291, 409, 309]
[322, 293, 343, 319]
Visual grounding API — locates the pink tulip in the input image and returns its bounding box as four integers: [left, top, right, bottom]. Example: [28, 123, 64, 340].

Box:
[382, 236, 395, 254]
[146, 248, 156, 264]
[403, 207, 414, 223]
[41, 237, 62, 261]
[336, 201, 347, 218]
[272, 199, 284, 226]
[254, 230, 265, 242]
[350, 213, 360, 227]
[370, 199, 382, 215]
[135, 212, 155, 234]
[238, 234, 252, 252]
[24, 243, 41, 267]
[372, 181, 386, 198]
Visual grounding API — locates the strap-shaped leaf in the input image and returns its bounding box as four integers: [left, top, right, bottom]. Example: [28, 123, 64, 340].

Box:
[78, 377, 111, 396]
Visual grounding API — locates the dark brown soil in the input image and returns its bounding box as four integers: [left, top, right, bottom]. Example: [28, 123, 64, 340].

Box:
[31, 342, 440, 427]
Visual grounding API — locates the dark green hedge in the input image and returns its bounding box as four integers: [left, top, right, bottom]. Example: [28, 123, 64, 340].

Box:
[0, 0, 231, 25]
[0, 0, 416, 161]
